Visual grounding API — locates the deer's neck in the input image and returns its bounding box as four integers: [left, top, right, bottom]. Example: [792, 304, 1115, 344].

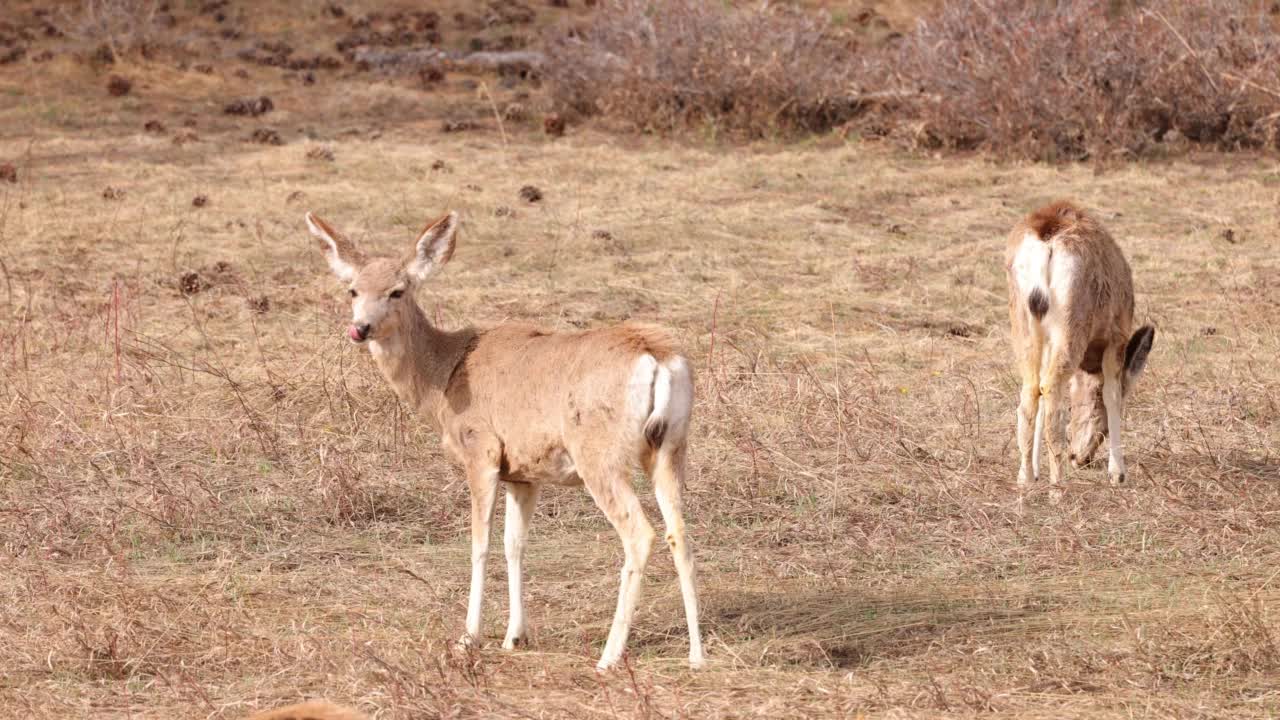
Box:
[367, 301, 468, 429]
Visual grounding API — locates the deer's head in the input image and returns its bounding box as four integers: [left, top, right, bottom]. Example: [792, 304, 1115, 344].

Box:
[306, 211, 458, 343]
[1068, 325, 1155, 466]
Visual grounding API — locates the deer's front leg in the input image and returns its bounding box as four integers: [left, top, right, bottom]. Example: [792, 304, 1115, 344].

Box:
[1101, 349, 1127, 486]
[502, 482, 540, 650]
[461, 465, 500, 648]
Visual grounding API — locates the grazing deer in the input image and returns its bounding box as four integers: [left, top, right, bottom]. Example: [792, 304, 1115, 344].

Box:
[306, 211, 704, 670]
[1005, 200, 1155, 488]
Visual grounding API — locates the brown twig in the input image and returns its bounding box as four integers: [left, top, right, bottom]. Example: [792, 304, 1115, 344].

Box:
[1142, 8, 1218, 93]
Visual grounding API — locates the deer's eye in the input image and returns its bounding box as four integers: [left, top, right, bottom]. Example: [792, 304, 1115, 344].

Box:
[348, 289, 358, 298]
[389, 289, 404, 299]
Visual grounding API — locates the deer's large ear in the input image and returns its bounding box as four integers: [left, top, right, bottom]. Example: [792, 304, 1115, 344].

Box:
[306, 212, 365, 282]
[1125, 325, 1155, 377]
[406, 211, 458, 281]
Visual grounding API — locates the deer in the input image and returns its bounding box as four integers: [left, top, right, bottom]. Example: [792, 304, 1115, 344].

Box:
[1005, 200, 1155, 489]
[305, 210, 704, 671]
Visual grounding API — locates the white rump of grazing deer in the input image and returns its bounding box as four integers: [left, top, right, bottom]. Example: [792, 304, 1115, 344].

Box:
[306, 210, 704, 670]
[1006, 200, 1155, 488]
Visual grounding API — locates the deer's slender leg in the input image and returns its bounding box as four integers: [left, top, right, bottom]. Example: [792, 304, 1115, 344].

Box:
[1032, 404, 1044, 477]
[502, 482, 540, 650]
[1040, 345, 1076, 488]
[650, 443, 704, 668]
[581, 457, 654, 671]
[1016, 320, 1046, 486]
[1102, 347, 1127, 485]
[461, 466, 500, 647]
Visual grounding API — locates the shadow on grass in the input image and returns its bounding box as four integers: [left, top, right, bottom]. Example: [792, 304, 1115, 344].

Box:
[700, 585, 1061, 669]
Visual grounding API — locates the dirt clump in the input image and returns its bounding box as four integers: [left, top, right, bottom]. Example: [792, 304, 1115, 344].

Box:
[90, 43, 114, 66]
[419, 66, 445, 86]
[441, 119, 477, 133]
[107, 75, 133, 97]
[179, 271, 205, 296]
[224, 96, 274, 117]
[176, 261, 237, 297]
[250, 128, 284, 145]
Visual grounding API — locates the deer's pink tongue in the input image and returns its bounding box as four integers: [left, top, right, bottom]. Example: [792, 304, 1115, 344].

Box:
[348, 325, 365, 341]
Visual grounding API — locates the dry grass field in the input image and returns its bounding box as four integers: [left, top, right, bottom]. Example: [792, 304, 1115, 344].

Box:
[2, 1, 1280, 718]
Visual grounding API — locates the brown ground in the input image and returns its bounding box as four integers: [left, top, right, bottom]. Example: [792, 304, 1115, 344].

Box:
[1, 2, 1279, 719]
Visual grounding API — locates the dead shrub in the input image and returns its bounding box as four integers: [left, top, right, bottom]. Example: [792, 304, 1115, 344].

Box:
[544, 0, 863, 138]
[870, 0, 1280, 159]
[548, 0, 1280, 158]
[59, 0, 161, 61]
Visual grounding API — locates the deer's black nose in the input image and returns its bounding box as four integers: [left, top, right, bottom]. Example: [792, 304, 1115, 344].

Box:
[349, 322, 371, 342]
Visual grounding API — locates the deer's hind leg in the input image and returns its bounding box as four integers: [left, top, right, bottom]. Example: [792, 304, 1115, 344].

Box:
[1016, 318, 1047, 486]
[577, 448, 655, 671]
[647, 442, 704, 668]
[1040, 338, 1083, 488]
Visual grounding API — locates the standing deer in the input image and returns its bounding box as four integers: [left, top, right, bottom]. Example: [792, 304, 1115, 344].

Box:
[306, 210, 704, 670]
[1006, 200, 1155, 488]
